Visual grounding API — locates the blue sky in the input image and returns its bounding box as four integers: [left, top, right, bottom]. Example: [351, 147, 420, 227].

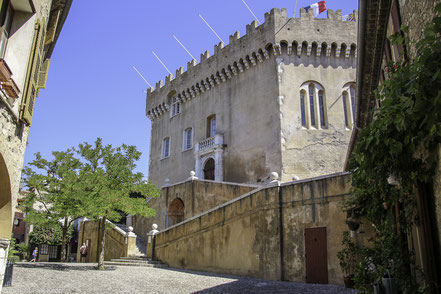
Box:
[24, 0, 358, 178]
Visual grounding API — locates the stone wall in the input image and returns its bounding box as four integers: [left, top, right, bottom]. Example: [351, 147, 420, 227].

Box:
[133, 179, 258, 240]
[152, 173, 371, 284]
[77, 220, 136, 262]
[399, 0, 441, 60]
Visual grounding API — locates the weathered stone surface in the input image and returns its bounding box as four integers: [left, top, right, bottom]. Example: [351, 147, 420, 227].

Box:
[151, 173, 372, 285]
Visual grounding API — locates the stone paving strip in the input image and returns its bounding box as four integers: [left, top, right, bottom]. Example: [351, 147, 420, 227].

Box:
[3, 262, 357, 294]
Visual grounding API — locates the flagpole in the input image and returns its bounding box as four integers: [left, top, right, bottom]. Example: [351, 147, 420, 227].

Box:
[241, 0, 260, 24]
[173, 34, 197, 62]
[198, 14, 224, 43]
[152, 51, 173, 76]
[294, 0, 298, 17]
[132, 66, 153, 88]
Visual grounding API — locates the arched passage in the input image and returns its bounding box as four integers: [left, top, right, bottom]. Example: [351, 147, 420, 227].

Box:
[203, 158, 215, 180]
[0, 153, 12, 239]
[167, 198, 184, 225]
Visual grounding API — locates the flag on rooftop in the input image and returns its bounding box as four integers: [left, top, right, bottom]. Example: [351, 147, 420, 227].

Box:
[302, 1, 327, 17]
[343, 13, 355, 21]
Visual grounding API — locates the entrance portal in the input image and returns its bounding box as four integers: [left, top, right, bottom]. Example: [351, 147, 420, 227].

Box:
[203, 158, 215, 180]
[167, 198, 185, 225]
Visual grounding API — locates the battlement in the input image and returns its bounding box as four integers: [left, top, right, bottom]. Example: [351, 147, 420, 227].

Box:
[146, 8, 358, 120]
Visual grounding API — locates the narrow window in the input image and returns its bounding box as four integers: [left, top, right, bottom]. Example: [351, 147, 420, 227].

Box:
[0, 1, 14, 58]
[343, 92, 349, 128]
[349, 86, 356, 122]
[171, 97, 181, 117]
[162, 138, 170, 158]
[207, 115, 216, 138]
[318, 90, 326, 128]
[300, 90, 307, 127]
[183, 128, 192, 151]
[309, 84, 316, 128]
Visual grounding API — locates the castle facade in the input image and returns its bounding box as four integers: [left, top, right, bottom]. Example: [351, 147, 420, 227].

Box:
[146, 8, 358, 187]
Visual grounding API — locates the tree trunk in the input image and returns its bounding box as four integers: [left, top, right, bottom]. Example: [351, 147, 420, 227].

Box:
[60, 217, 68, 262]
[97, 216, 106, 270]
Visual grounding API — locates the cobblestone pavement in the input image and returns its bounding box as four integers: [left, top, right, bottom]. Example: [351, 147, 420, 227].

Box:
[3, 262, 357, 294]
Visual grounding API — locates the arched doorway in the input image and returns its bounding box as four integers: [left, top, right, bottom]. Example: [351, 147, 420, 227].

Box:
[167, 198, 184, 225]
[203, 158, 215, 180]
[0, 153, 12, 239]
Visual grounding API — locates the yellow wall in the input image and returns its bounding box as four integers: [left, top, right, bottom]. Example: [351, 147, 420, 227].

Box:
[152, 173, 370, 284]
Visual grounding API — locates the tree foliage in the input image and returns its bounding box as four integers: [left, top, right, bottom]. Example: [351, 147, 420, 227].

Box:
[341, 5, 441, 293]
[22, 138, 159, 267]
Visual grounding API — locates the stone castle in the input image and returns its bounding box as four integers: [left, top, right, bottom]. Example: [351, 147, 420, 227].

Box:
[145, 8, 358, 187]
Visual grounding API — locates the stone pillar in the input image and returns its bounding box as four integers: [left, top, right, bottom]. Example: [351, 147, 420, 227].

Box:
[214, 148, 223, 181]
[194, 143, 201, 178]
[146, 224, 159, 259]
[125, 226, 137, 257]
[0, 238, 10, 289]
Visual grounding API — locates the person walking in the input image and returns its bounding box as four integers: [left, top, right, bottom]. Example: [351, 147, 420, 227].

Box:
[30, 247, 38, 262]
[79, 243, 87, 262]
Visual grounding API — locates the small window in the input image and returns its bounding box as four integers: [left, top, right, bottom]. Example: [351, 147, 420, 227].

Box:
[300, 90, 307, 127]
[170, 97, 181, 117]
[183, 128, 193, 151]
[343, 91, 350, 128]
[162, 137, 170, 158]
[309, 84, 317, 128]
[207, 115, 216, 138]
[318, 90, 326, 128]
[342, 83, 356, 129]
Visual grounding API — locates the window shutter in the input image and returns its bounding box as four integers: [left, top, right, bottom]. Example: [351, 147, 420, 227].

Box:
[37, 58, 50, 90]
[20, 18, 45, 126]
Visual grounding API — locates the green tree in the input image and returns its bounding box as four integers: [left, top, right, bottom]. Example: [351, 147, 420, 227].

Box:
[76, 138, 158, 270]
[22, 149, 84, 261]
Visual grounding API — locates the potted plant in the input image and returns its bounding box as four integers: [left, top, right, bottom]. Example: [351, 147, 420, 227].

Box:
[16, 243, 29, 261]
[337, 231, 359, 288]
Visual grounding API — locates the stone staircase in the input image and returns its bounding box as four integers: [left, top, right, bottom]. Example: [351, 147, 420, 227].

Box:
[104, 256, 168, 268]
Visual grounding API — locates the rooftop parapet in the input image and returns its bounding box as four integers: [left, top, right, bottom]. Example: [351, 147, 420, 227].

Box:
[146, 7, 358, 118]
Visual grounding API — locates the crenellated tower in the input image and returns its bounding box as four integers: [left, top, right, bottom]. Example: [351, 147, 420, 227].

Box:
[146, 8, 358, 186]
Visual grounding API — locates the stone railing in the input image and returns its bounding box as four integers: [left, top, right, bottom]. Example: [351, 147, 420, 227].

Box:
[198, 137, 215, 151]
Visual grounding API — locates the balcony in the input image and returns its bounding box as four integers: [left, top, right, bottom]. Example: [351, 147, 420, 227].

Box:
[196, 134, 223, 153]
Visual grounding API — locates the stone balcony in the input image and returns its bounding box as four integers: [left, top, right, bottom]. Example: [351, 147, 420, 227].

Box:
[195, 134, 223, 153]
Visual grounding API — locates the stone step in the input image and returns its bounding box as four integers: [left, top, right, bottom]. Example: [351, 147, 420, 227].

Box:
[110, 258, 162, 264]
[104, 261, 168, 268]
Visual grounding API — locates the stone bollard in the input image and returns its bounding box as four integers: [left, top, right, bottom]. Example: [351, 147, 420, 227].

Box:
[126, 226, 137, 257]
[146, 224, 159, 259]
[266, 172, 280, 187]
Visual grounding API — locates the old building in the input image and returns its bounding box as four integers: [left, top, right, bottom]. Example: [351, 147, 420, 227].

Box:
[130, 8, 365, 286]
[0, 0, 71, 288]
[146, 8, 358, 187]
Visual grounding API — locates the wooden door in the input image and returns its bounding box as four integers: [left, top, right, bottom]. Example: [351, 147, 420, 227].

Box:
[305, 227, 328, 284]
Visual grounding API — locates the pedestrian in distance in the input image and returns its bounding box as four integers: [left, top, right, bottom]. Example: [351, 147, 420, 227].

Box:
[30, 247, 38, 262]
[79, 243, 87, 262]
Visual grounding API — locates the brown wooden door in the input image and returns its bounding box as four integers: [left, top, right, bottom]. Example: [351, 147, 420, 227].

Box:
[305, 227, 328, 284]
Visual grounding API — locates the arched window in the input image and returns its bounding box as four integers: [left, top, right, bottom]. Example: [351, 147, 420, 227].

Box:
[300, 82, 326, 129]
[300, 90, 307, 127]
[308, 84, 316, 128]
[342, 83, 356, 129]
[318, 90, 326, 128]
[183, 128, 193, 151]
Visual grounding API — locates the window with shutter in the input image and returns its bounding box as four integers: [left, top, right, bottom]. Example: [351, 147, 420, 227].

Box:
[20, 18, 45, 126]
